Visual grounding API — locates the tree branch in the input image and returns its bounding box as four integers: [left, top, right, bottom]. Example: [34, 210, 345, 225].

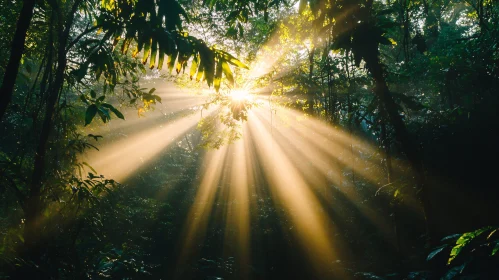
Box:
[66, 24, 101, 53]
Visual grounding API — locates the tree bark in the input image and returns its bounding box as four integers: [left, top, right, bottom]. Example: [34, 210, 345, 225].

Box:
[365, 51, 437, 247]
[0, 0, 36, 121]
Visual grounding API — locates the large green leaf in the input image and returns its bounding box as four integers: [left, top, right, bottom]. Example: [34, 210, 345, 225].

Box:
[190, 54, 199, 79]
[214, 59, 223, 92]
[95, 0, 249, 91]
[149, 37, 158, 69]
[142, 38, 152, 64]
[168, 50, 178, 73]
[85, 104, 98, 126]
[448, 226, 493, 264]
[221, 61, 234, 86]
[219, 51, 249, 69]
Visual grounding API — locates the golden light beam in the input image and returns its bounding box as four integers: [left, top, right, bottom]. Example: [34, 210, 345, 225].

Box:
[257, 106, 382, 184]
[82, 109, 211, 182]
[281, 102, 411, 177]
[275, 105, 421, 213]
[222, 124, 253, 279]
[254, 106, 396, 242]
[175, 145, 229, 279]
[246, 111, 350, 279]
[88, 87, 207, 134]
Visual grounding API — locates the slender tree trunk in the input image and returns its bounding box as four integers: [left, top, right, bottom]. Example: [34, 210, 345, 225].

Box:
[365, 51, 437, 247]
[0, 0, 36, 121]
[307, 46, 316, 115]
[403, 1, 411, 62]
[24, 0, 81, 265]
[381, 121, 402, 252]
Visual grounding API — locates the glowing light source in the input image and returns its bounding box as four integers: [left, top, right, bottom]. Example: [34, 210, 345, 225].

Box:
[230, 89, 253, 102]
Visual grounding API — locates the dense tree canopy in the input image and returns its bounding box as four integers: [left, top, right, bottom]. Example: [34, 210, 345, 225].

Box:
[1, 0, 498, 279]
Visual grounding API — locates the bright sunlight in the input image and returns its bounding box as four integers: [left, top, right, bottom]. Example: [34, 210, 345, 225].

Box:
[3, 0, 498, 279]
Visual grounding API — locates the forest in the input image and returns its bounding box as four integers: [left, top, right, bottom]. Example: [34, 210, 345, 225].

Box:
[0, 0, 498, 279]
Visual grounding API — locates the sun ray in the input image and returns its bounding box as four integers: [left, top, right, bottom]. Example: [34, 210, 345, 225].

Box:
[222, 124, 253, 279]
[253, 105, 398, 242]
[82, 108, 214, 182]
[175, 145, 229, 279]
[246, 110, 351, 278]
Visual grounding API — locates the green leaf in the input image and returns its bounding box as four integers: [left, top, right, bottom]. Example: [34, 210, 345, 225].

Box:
[394, 189, 400, 198]
[196, 66, 204, 82]
[176, 61, 182, 74]
[87, 134, 103, 141]
[101, 104, 125, 120]
[441, 234, 461, 243]
[214, 60, 222, 92]
[199, 45, 215, 86]
[149, 38, 158, 69]
[97, 107, 111, 123]
[190, 55, 199, 80]
[222, 51, 249, 69]
[121, 37, 133, 54]
[90, 90, 97, 98]
[158, 47, 165, 70]
[85, 104, 98, 126]
[142, 38, 152, 64]
[109, 106, 125, 120]
[139, 64, 146, 74]
[492, 241, 499, 256]
[442, 264, 466, 280]
[487, 228, 498, 240]
[427, 245, 448, 261]
[221, 61, 234, 85]
[168, 51, 178, 73]
[82, 162, 97, 174]
[448, 227, 492, 264]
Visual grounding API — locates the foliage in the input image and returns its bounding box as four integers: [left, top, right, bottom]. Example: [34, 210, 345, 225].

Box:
[196, 91, 259, 149]
[1, 0, 499, 278]
[427, 227, 499, 279]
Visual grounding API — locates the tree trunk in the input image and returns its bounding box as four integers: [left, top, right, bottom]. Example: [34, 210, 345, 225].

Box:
[307, 46, 315, 115]
[0, 0, 37, 121]
[381, 121, 404, 267]
[365, 51, 437, 247]
[24, 0, 81, 267]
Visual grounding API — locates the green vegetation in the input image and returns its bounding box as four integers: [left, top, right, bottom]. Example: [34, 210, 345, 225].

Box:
[1, 0, 498, 279]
